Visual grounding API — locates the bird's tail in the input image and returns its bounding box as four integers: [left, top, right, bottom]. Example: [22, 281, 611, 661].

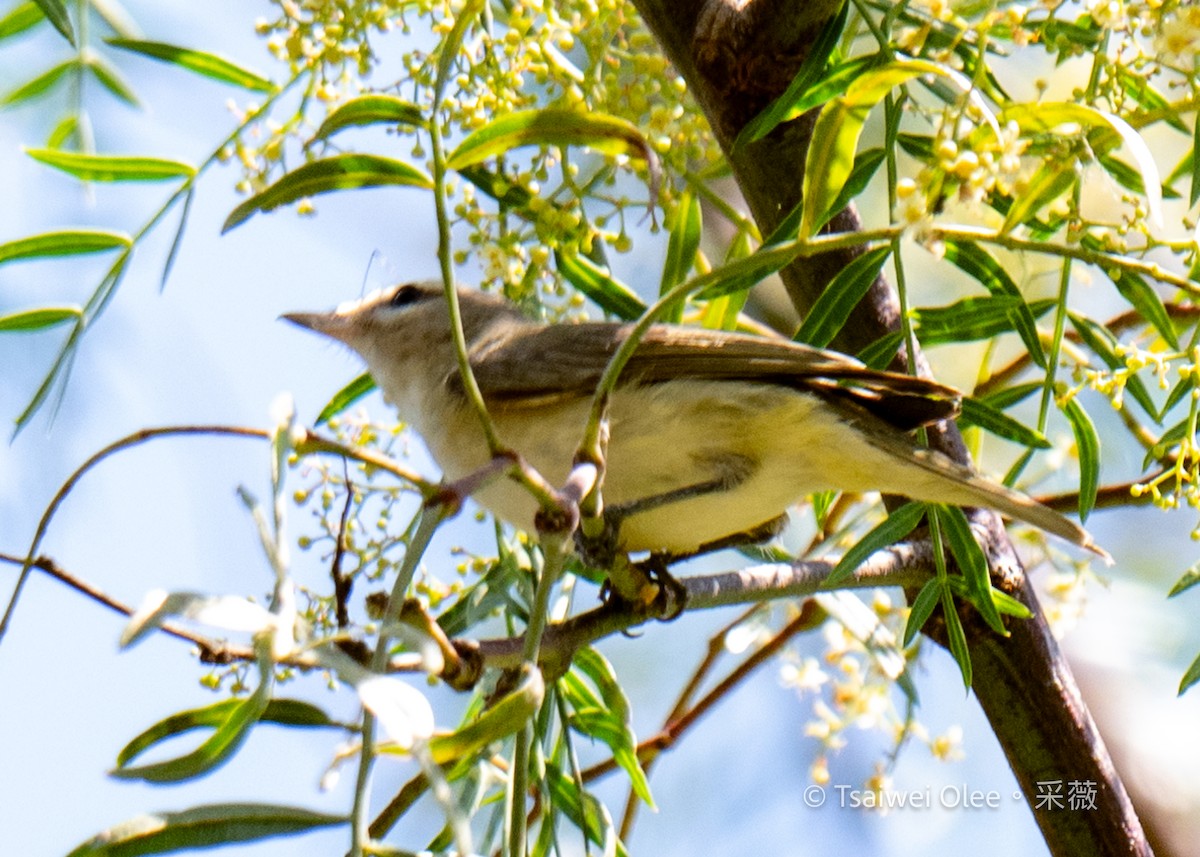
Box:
[877, 444, 1110, 562]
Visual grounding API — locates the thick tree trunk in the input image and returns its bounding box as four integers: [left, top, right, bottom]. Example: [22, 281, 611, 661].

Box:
[627, 1, 1152, 853]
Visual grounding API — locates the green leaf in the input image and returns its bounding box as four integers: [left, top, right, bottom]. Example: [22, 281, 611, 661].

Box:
[795, 246, 891, 348]
[1169, 559, 1200, 598]
[0, 229, 131, 264]
[47, 114, 78, 148]
[734, 0, 849, 148]
[852, 333, 901, 373]
[544, 764, 627, 857]
[938, 505, 1005, 635]
[160, 185, 194, 290]
[1192, 119, 1200, 209]
[315, 371, 377, 425]
[816, 147, 887, 231]
[1000, 157, 1077, 233]
[0, 305, 81, 331]
[25, 148, 195, 182]
[1179, 650, 1200, 696]
[659, 190, 701, 321]
[981, 381, 1042, 411]
[85, 52, 139, 106]
[903, 578, 943, 645]
[107, 38, 276, 92]
[1062, 396, 1100, 522]
[222, 154, 432, 232]
[117, 698, 336, 767]
[826, 502, 926, 587]
[1, 59, 75, 106]
[1106, 268, 1179, 350]
[914, 296, 1055, 345]
[555, 250, 645, 320]
[958, 396, 1051, 449]
[803, 57, 989, 238]
[112, 687, 271, 782]
[32, 0, 73, 46]
[942, 586, 973, 687]
[1115, 66, 1187, 132]
[569, 647, 654, 807]
[309, 94, 425, 144]
[65, 804, 346, 856]
[0, 2, 42, 41]
[941, 239, 1046, 367]
[457, 163, 535, 210]
[447, 109, 657, 176]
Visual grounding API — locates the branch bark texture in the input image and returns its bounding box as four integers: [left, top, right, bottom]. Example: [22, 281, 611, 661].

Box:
[626, 0, 1151, 853]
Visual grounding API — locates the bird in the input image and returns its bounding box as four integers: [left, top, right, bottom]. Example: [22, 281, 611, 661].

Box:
[283, 281, 1104, 559]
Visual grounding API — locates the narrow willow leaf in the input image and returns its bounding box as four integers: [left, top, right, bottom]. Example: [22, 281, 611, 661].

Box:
[2, 59, 75, 105]
[1106, 268, 1179, 350]
[65, 804, 346, 856]
[803, 57, 997, 238]
[817, 147, 887, 230]
[939, 505, 1005, 635]
[222, 155, 432, 232]
[903, 578, 943, 645]
[958, 396, 1051, 449]
[0, 229, 130, 264]
[457, 163, 534, 209]
[914, 296, 1055, 345]
[315, 372, 376, 425]
[47, 114, 78, 148]
[1062, 396, 1100, 521]
[981, 381, 1042, 411]
[1192, 119, 1200, 209]
[111, 696, 267, 781]
[0, 2, 42, 41]
[941, 239, 1045, 367]
[1169, 559, 1200, 598]
[555, 250, 645, 320]
[1003, 101, 1163, 227]
[85, 53, 139, 106]
[896, 132, 934, 160]
[447, 109, 657, 182]
[858, 330, 904, 370]
[827, 502, 926, 587]
[309, 94, 425, 144]
[1179, 651, 1200, 695]
[659, 190, 701, 322]
[107, 39, 276, 92]
[160, 185, 194, 290]
[734, 0, 849, 148]
[32, 0, 73, 45]
[544, 764, 626, 857]
[25, 148, 195, 182]
[943, 587, 973, 687]
[795, 246, 891, 348]
[1097, 152, 1180, 200]
[0, 305, 81, 331]
[571, 648, 654, 807]
[1000, 158, 1076, 233]
[117, 699, 336, 767]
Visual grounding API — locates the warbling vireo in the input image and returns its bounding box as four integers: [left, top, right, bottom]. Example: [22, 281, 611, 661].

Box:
[284, 282, 1102, 558]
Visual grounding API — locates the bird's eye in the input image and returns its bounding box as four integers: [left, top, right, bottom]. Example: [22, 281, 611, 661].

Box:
[389, 284, 422, 308]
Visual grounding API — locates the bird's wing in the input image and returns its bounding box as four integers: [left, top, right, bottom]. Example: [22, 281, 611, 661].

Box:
[456, 322, 961, 431]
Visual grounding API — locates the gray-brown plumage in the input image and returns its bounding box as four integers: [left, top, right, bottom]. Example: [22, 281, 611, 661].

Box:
[284, 282, 1105, 559]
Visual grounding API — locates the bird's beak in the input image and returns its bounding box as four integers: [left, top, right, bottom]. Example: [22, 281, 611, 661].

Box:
[280, 311, 346, 340]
